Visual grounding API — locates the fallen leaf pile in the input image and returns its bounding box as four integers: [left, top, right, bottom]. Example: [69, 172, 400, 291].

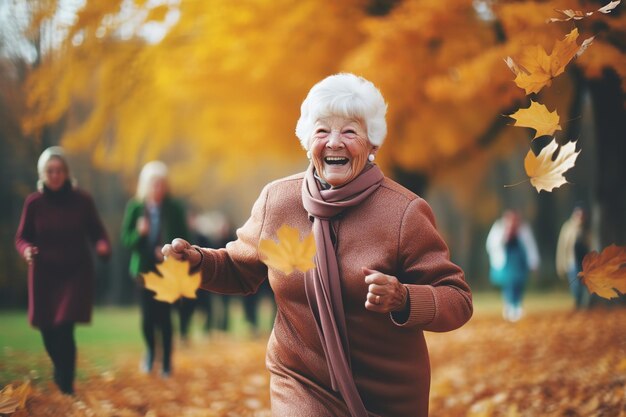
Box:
[3, 309, 625, 416]
[142, 257, 201, 303]
[0, 381, 30, 415]
[428, 309, 626, 416]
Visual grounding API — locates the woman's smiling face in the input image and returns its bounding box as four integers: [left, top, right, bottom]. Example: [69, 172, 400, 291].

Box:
[43, 157, 69, 191]
[309, 116, 376, 188]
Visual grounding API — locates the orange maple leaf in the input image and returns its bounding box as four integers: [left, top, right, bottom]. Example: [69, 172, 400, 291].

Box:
[508, 100, 562, 139]
[142, 257, 201, 303]
[579, 245, 626, 299]
[258, 224, 316, 275]
[512, 29, 582, 94]
[524, 139, 580, 192]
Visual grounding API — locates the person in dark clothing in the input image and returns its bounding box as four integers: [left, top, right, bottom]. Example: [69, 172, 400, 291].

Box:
[15, 146, 111, 394]
[121, 161, 188, 377]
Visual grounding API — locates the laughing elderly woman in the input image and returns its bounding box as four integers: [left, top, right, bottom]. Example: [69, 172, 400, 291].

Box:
[163, 73, 472, 417]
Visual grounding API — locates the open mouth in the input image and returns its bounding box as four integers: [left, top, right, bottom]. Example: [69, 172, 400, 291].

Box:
[324, 156, 349, 166]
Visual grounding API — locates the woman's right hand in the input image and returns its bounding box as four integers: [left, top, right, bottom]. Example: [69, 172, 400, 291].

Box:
[23, 246, 39, 264]
[162, 238, 202, 268]
[137, 216, 150, 236]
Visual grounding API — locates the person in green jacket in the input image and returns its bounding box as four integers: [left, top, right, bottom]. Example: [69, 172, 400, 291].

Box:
[121, 161, 188, 377]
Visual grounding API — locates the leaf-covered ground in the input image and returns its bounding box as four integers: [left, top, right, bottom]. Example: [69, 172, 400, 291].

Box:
[5, 308, 626, 417]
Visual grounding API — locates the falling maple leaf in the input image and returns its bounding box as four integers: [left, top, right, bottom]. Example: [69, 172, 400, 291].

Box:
[548, 1, 620, 22]
[576, 36, 595, 58]
[503, 56, 525, 76]
[579, 245, 626, 299]
[597, 0, 621, 14]
[548, 9, 593, 23]
[512, 29, 583, 94]
[524, 139, 580, 192]
[0, 381, 31, 414]
[508, 100, 562, 139]
[258, 224, 316, 275]
[142, 257, 201, 303]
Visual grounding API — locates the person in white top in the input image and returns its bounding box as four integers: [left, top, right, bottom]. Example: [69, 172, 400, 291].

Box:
[486, 210, 539, 321]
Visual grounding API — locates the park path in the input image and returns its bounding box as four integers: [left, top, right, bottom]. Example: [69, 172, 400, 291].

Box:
[9, 308, 626, 417]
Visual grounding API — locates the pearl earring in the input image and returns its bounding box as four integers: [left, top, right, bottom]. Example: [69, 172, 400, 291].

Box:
[368, 154, 375, 162]
[306, 151, 312, 160]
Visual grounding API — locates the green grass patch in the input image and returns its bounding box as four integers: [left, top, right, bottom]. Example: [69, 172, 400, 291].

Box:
[0, 298, 276, 386]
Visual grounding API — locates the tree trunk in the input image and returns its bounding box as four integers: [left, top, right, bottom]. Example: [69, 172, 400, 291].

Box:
[587, 69, 626, 306]
[588, 69, 626, 247]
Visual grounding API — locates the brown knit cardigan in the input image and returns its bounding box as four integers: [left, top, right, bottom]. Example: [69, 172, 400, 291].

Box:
[196, 172, 473, 417]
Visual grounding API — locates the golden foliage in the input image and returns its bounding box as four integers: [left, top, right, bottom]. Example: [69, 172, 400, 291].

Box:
[22, 0, 366, 195]
[20, 0, 626, 191]
[508, 100, 561, 139]
[258, 224, 316, 275]
[579, 244, 626, 299]
[523, 139, 579, 192]
[142, 257, 201, 303]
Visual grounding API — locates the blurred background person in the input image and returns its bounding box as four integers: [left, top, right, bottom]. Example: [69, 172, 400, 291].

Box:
[121, 161, 188, 377]
[556, 204, 591, 309]
[486, 209, 539, 322]
[15, 146, 111, 395]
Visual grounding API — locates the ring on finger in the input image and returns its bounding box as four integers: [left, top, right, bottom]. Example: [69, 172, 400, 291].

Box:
[375, 295, 381, 305]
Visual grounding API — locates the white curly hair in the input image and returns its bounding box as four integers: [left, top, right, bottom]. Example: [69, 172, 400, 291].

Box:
[136, 161, 169, 200]
[295, 73, 387, 151]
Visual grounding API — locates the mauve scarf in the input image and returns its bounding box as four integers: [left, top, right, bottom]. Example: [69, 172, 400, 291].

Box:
[301, 163, 384, 417]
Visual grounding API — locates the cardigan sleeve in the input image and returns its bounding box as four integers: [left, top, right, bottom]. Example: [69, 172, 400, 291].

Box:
[195, 185, 269, 295]
[391, 197, 473, 331]
[15, 194, 37, 257]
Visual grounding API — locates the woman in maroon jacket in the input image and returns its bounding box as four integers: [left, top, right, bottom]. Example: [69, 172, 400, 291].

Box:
[163, 74, 473, 417]
[15, 146, 111, 395]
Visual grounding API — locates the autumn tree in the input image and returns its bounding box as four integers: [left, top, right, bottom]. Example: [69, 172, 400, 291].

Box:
[21, 0, 367, 196]
[344, 0, 625, 247]
[14, 0, 626, 289]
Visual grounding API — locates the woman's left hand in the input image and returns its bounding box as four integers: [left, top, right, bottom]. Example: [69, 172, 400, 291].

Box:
[95, 239, 111, 257]
[363, 267, 409, 313]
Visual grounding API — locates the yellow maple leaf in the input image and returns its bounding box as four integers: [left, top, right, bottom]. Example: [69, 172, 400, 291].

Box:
[508, 100, 562, 139]
[578, 245, 626, 299]
[142, 257, 201, 303]
[513, 29, 581, 94]
[524, 139, 580, 192]
[258, 224, 316, 275]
